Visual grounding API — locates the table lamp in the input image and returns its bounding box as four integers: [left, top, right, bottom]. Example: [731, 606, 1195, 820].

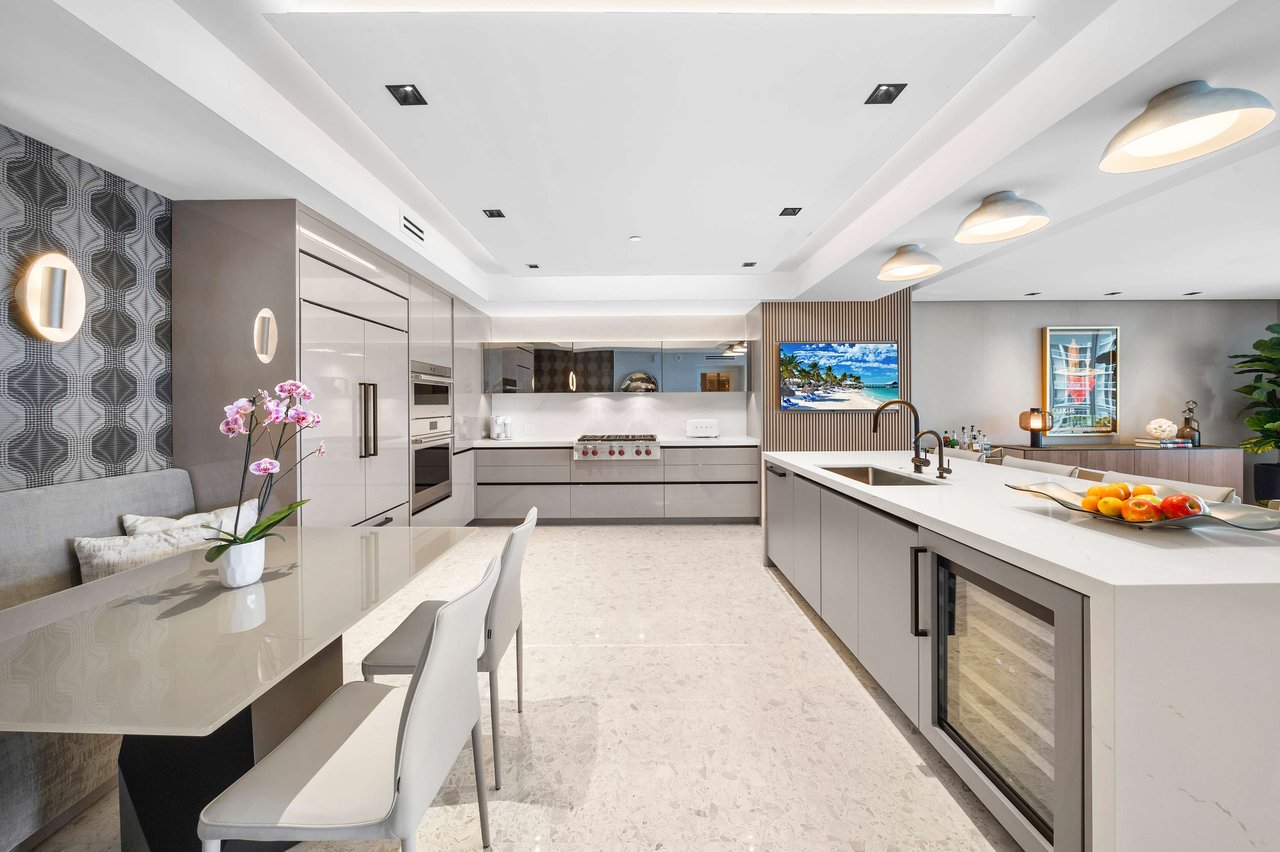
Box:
[1019, 407, 1053, 448]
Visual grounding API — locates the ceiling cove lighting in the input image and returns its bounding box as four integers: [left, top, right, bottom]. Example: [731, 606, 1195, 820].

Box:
[1099, 80, 1275, 173]
[954, 191, 1050, 244]
[865, 83, 907, 105]
[482, 209, 505, 218]
[877, 244, 942, 282]
[779, 207, 802, 217]
[385, 84, 427, 106]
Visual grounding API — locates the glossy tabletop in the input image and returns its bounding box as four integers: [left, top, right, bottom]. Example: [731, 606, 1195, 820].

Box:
[0, 526, 473, 737]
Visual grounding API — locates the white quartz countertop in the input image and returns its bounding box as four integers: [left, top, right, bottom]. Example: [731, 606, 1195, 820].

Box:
[764, 451, 1280, 591]
[470, 436, 760, 448]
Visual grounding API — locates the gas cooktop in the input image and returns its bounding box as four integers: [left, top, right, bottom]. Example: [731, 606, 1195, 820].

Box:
[574, 433, 660, 460]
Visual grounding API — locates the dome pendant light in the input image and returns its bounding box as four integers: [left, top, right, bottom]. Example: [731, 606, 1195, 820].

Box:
[1100, 80, 1275, 173]
[877, 244, 942, 282]
[954, 191, 1050, 244]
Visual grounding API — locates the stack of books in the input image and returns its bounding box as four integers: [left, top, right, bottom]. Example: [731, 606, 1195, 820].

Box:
[1134, 437, 1194, 448]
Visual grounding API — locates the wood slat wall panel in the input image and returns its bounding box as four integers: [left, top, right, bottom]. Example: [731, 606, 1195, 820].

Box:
[761, 292, 913, 452]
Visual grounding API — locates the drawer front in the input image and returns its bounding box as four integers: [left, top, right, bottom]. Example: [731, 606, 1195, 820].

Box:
[476, 448, 573, 466]
[476, 484, 571, 519]
[476, 465, 570, 484]
[570, 484, 664, 518]
[664, 463, 759, 483]
[661, 446, 759, 466]
[572, 461, 664, 483]
[665, 483, 760, 518]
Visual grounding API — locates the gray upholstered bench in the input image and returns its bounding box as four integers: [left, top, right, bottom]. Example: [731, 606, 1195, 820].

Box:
[0, 469, 196, 851]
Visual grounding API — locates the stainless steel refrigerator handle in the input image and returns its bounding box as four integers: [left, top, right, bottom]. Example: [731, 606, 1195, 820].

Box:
[357, 382, 369, 460]
[370, 383, 379, 457]
[910, 545, 930, 637]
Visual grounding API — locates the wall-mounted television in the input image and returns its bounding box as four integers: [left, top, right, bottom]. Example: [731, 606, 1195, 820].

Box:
[779, 342, 900, 411]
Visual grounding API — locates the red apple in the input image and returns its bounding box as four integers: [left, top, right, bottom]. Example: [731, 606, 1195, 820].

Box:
[1120, 497, 1165, 523]
[1160, 493, 1206, 519]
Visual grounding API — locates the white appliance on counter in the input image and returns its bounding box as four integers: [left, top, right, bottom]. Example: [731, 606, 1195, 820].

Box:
[685, 419, 720, 438]
[490, 415, 513, 441]
[299, 252, 410, 527]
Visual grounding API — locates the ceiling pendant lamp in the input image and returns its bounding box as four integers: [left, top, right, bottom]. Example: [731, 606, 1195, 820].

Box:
[954, 191, 1050, 244]
[877, 244, 942, 282]
[1099, 80, 1275, 173]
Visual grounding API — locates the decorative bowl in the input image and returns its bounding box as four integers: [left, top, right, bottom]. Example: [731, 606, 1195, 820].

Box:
[1006, 481, 1280, 531]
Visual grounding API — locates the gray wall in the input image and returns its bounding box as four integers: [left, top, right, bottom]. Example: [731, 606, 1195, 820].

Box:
[912, 299, 1280, 497]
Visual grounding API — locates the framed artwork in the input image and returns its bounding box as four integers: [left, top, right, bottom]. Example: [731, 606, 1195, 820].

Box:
[1042, 326, 1118, 436]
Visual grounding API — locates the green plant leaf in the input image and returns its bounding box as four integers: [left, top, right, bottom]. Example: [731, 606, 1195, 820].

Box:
[242, 499, 309, 541]
[205, 542, 233, 563]
[1267, 323, 1280, 337]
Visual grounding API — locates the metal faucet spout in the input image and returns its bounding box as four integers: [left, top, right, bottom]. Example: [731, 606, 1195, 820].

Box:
[874, 399, 925, 473]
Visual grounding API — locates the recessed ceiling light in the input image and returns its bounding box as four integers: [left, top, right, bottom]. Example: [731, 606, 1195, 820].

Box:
[742, 261, 757, 268]
[955, 191, 1050, 244]
[779, 207, 802, 217]
[385, 84, 427, 106]
[1183, 290, 1203, 296]
[1104, 291, 1122, 296]
[482, 209, 505, 218]
[865, 83, 907, 105]
[878, 244, 942, 282]
[526, 263, 540, 269]
[628, 235, 643, 242]
[1100, 80, 1275, 173]
[1024, 291, 1042, 296]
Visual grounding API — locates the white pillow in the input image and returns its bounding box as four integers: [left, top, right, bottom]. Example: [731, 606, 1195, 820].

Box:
[75, 527, 213, 584]
[123, 500, 258, 536]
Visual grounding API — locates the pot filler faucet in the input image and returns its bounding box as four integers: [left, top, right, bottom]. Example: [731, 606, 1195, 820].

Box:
[872, 399, 951, 480]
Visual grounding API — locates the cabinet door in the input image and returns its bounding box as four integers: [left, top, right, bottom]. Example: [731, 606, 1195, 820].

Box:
[432, 288, 453, 370]
[820, 490, 859, 654]
[791, 477, 822, 608]
[1132, 449, 1190, 482]
[408, 279, 432, 365]
[299, 301, 367, 526]
[764, 464, 794, 579]
[364, 322, 410, 519]
[857, 505, 922, 725]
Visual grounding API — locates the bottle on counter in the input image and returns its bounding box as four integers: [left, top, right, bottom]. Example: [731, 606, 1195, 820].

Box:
[943, 430, 951, 448]
[969, 426, 978, 452]
[959, 427, 969, 450]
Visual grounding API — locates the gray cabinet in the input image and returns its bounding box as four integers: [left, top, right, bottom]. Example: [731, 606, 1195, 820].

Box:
[476, 484, 571, 519]
[409, 277, 452, 371]
[819, 489, 859, 654]
[571, 484, 664, 518]
[856, 505, 922, 726]
[790, 476, 822, 608]
[482, 341, 749, 395]
[665, 483, 758, 518]
[765, 464, 794, 580]
[661, 342, 749, 392]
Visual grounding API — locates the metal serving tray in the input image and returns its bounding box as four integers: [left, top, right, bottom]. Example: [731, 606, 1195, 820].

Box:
[1006, 481, 1280, 531]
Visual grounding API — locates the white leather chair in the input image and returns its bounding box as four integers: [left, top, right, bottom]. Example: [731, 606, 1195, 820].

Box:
[1101, 471, 1239, 503]
[944, 448, 987, 463]
[198, 553, 502, 852]
[1076, 467, 1106, 482]
[364, 508, 537, 790]
[1000, 456, 1080, 478]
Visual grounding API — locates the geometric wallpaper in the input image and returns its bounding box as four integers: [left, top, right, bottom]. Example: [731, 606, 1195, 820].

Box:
[0, 124, 172, 492]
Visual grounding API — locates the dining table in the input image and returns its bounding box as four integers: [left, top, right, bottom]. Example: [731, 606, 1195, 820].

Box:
[0, 524, 474, 852]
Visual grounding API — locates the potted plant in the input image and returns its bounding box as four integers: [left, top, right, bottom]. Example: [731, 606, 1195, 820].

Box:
[1230, 323, 1280, 502]
[204, 380, 326, 588]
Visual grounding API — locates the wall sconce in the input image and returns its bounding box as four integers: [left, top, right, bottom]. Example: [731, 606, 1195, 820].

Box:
[14, 252, 87, 343]
[1019, 406, 1054, 448]
[253, 308, 278, 364]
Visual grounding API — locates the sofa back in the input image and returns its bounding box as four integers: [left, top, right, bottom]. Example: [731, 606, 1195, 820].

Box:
[0, 469, 195, 611]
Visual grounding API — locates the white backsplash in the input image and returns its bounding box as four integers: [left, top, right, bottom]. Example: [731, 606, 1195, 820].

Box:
[488, 393, 748, 438]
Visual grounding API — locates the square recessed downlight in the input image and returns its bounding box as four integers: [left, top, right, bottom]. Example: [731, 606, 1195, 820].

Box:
[1104, 291, 1122, 296]
[865, 83, 907, 105]
[1183, 290, 1203, 296]
[1024, 291, 1041, 296]
[482, 209, 506, 218]
[386, 84, 427, 106]
[526, 263, 540, 269]
[779, 207, 802, 217]
[742, 262, 757, 268]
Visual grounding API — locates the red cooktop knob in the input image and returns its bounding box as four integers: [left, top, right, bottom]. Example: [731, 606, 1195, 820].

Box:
[591, 449, 598, 456]
[645, 448, 652, 456]
[608, 449, 616, 456]
[581, 449, 589, 456]
[634, 448, 642, 456]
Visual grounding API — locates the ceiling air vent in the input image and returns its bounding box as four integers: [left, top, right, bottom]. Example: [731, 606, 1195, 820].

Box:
[401, 213, 425, 243]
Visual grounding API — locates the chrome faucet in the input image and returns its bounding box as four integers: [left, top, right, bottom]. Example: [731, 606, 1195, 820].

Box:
[873, 399, 950, 479]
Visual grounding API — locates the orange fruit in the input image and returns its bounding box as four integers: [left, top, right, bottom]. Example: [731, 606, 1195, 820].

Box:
[1097, 496, 1125, 518]
[1086, 485, 1106, 498]
[1097, 484, 1127, 501]
[1111, 482, 1133, 500]
[1081, 496, 1101, 513]
[1132, 483, 1157, 497]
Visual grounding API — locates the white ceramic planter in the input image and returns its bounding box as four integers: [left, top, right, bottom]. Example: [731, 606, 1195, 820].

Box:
[216, 539, 266, 588]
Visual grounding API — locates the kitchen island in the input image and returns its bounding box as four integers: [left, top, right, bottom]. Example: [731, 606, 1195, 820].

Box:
[763, 450, 1279, 852]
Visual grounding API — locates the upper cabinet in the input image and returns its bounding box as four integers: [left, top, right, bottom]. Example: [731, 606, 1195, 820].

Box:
[409, 277, 452, 373]
[483, 341, 748, 394]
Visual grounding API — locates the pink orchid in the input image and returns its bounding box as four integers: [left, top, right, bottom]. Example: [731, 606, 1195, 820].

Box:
[248, 458, 281, 476]
[225, 398, 254, 418]
[275, 380, 312, 400]
[219, 416, 247, 438]
[262, 397, 289, 424]
[316, 441, 327, 458]
[288, 408, 317, 427]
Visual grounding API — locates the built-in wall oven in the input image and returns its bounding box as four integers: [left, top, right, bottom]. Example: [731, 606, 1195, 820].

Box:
[411, 427, 452, 513]
[915, 529, 1087, 852]
[412, 362, 452, 422]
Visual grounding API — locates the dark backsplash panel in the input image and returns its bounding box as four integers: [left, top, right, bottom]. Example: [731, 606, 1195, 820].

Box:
[0, 125, 172, 491]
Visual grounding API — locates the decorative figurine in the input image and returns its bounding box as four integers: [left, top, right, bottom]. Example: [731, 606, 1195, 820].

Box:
[1146, 418, 1178, 439]
[1176, 400, 1202, 447]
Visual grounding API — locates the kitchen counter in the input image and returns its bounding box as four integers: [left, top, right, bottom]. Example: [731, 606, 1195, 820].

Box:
[471, 435, 760, 448]
[763, 451, 1280, 852]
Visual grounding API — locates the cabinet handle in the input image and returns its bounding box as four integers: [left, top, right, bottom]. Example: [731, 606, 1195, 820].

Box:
[372, 516, 394, 527]
[766, 465, 787, 478]
[370, 382, 379, 457]
[357, 382, 369, 459]
[910, 545, 929, 638]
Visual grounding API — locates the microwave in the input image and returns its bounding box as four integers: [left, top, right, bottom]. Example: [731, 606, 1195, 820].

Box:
[411, 362, 452, 421]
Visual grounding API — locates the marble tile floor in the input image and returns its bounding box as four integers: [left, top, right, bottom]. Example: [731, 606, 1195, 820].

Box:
[38, 524, 1017, 852]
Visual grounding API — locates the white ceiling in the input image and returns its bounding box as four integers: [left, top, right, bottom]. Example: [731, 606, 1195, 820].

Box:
[268, 11, 1026, 277]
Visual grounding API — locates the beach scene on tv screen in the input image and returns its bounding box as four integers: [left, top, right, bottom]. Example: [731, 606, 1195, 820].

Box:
[779, 343, 900, 411]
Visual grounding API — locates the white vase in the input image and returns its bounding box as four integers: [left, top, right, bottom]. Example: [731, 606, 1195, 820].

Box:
[217, 539, 266, 588]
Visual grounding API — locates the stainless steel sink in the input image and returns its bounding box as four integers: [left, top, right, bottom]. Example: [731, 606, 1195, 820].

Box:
[820, 465, 941, 486]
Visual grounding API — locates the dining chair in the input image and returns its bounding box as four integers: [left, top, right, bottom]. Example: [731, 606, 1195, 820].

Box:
[943, 448, 987, 463]
[1076, 467, 1106, 482]
[1000, 456, 1080, 478]
[364, 507, 537, 790]
[198, 552, 502, 852]
[1100, 471, 1239, 503]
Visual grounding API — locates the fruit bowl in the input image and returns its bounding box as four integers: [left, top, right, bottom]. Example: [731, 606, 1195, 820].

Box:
[1006, 482, 1280, 531]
